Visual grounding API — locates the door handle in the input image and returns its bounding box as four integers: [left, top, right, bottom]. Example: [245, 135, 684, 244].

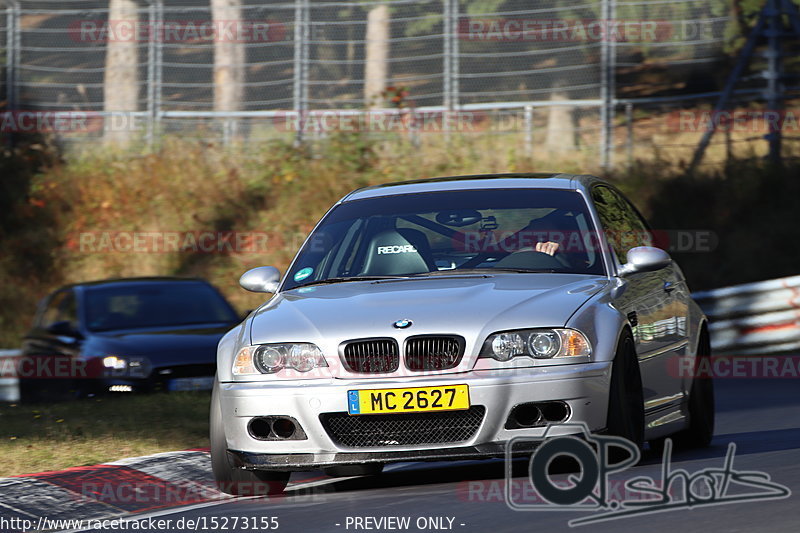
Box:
[663, 281, 675, 294]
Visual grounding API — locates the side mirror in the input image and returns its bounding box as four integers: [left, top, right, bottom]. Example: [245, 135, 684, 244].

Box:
[46, 320, 82, 340]
[617, 246, 671, 277]
[239, 266, 281, 293]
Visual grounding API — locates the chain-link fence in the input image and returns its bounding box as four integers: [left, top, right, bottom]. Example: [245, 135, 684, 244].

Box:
[2, 0, 799, 167]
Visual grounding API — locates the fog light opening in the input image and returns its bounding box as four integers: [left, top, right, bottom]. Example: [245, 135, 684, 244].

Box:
[271, 418, 297, 439]
[248, 417, 274, 440]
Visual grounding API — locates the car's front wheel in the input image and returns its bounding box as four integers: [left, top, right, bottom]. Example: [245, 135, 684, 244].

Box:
[606, 332, 645, 455]
[210, 376, 290, 496]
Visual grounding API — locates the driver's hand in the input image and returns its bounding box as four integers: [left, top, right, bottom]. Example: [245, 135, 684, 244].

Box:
[535, 241, 560, 256]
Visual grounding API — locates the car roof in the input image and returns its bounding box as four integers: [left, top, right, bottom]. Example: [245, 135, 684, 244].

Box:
[342, 173, 605, 202]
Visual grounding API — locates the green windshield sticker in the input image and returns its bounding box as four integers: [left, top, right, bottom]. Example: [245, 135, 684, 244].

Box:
[294, 267, 314, 282]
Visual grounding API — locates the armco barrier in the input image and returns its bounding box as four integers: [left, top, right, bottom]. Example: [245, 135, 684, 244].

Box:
[0, 349, 21, 402]
[694, 275, 800, 355]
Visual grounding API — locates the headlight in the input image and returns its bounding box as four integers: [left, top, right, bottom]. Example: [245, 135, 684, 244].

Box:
[103, 355, 127, 370]
[480, 329, 591, 361]
[232, 344, 328, 375]
[490, 333, 524, 361]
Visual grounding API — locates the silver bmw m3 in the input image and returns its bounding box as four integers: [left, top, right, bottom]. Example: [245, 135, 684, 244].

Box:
[210, 173, 714, 495]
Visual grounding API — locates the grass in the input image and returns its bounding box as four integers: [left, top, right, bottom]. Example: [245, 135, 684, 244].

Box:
[0, 392, 211, 477]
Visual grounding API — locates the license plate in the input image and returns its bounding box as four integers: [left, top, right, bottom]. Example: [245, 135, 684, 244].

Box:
[167, 376, 215, 392]
[347, 384, 470, 415]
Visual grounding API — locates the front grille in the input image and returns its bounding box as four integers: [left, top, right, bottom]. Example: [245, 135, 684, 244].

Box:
[342, 339, 399, 373]
[320, 406, 486, 447]
[405, 336, 464, 371]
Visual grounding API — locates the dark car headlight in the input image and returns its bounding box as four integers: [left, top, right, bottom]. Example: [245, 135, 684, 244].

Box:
[101, 355, 150, 378]
[480, 329, 592, 362]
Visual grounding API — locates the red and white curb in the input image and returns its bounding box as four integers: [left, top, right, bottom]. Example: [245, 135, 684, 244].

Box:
[0, 449, 333, 533]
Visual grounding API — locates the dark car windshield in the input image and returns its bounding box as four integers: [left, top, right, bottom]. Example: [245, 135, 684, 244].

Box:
[284, 188, 605, 290]
[84, 282, 238, 332]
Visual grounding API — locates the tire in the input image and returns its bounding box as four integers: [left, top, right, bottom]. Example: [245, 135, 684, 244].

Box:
[210, 376, 290, 496]
[606, 332, 645, 457]
[673, 328, 715, 449]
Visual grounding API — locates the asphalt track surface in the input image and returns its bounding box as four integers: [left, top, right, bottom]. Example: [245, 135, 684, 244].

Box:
[73, 378, 800, 533]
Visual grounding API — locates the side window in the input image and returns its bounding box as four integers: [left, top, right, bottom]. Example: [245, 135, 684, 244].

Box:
[592, 186, 652, 262]
[38, 290, 78, 329]
[59, 291, 79, 329]
[38, 291, 67, 329]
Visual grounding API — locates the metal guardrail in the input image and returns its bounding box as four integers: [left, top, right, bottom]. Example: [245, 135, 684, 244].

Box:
[694, 275, 800, 355]
[0, 349, 21, 402]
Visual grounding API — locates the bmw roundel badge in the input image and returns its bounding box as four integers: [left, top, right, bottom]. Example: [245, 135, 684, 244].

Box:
[393, 319, 412, 329]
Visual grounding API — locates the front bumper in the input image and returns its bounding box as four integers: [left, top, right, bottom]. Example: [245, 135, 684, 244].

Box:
[220, 362, 612, 471]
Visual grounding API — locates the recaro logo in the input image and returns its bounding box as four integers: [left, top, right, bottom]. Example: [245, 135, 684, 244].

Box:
[377, 245, 417, 254]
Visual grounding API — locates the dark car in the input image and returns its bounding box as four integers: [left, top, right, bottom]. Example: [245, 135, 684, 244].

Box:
[19, 277, 240, 402]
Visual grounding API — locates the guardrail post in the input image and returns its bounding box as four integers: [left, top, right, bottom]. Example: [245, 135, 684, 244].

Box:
[450, 0, 459, 111]
[443, 0, 460, 142]
[625, 102, 633, 168]
[442, 0, 452, 142]
[524, 105, 534, 158]
[0, 350, 20, 403]
[600, 0, 616, 170]
[145, 0, 161, 147]
[4, 0, 19, 147]
[293, 0, 309, 147]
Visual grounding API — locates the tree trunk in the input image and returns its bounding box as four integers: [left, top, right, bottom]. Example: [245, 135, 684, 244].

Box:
[104, 0, 140, 145]
[545, 89, 578, 153]
[212, 0, 245, 114]
[364, 4, 389, 108]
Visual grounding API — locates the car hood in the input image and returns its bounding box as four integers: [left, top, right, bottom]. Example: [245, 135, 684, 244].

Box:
[85, 324, 232, 368]
[249, 274, 608, 377]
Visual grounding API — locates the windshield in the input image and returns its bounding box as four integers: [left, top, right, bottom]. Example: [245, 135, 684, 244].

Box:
[283, 188, 605, 291]
[85, 282, 238, 332]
